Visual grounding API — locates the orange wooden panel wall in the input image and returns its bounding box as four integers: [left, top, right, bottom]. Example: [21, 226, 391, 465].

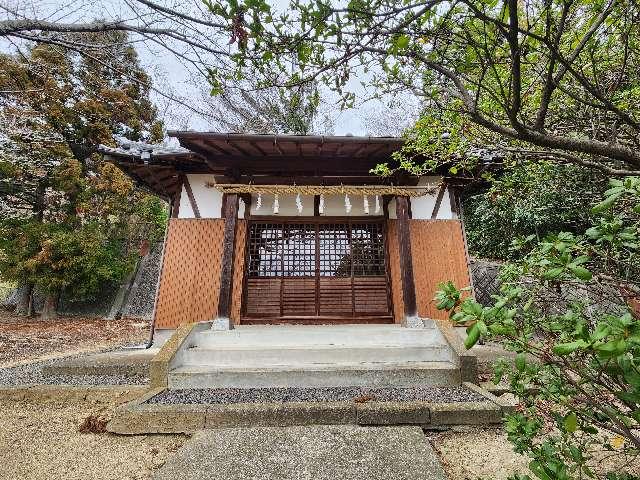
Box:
[154, 219, 225, 328]
[230, 220, 247, 324]
[388, 219, 472, 321]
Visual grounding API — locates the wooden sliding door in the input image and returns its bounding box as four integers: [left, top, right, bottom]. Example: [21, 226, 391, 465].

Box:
[242, 218, 392, 324]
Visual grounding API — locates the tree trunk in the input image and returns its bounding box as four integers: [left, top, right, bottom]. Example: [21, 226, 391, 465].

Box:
[40, 293, 58, 320]
[14, 283, 33, 316]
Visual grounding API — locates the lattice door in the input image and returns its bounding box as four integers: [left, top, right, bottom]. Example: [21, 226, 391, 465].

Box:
[242, 219, 392, 323]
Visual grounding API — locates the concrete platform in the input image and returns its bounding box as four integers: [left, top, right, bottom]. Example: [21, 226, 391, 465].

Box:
[169, 361, 460, 389]
[152, 425, 447, 480]
[106, 383, 505, 434]
[167, 323, 468, 389]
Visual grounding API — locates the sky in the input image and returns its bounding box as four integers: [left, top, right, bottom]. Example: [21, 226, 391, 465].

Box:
[1, 0, 422, 137]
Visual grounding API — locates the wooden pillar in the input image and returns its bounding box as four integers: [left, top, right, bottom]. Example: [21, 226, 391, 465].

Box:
[240, 193, 252, 219]
[314, 195, 320, 216]
[216, 193, 239, 327]
[382, 195, 392, 218]
[171, 180, 183, 218]
[396, 196, 418, 319]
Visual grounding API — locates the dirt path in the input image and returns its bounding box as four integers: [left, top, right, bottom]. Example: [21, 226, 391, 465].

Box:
[429, 427, 529, 479]
[0, 312, 150, 367]
[0, 400, 186, 480]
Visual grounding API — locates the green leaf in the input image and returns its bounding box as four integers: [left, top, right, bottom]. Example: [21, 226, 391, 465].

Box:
[515, 353, 526, 372]
[476, 319, 488, 335]
[569, 266, 592, 281]
[564, 412, 578, 433]
[394, 34, 410, 51]
[542, 267, 564, 280]
[553, 340, 588, 355]
[529, 461, 553, 480]
[595, 339, 627, 358]
[591, 323, 611, 341]
[464, 323, 480, 349]
[592, 192, 622, 213]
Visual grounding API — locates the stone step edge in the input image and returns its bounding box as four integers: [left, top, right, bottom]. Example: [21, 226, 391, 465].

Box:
[0, 384, 148, 403]
[106, 382, 512, 435]
[186, 343, 450, 351]
[170, 360, 458, 374]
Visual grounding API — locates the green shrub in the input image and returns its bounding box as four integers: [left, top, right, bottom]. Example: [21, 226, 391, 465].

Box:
[436, 177, 640, 480]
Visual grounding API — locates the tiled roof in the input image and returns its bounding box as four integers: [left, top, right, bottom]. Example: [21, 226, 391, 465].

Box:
[98, 136, 191, 159]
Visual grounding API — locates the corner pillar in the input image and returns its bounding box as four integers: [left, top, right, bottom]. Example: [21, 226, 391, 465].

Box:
[170, 178, 184, 218]
[395, 196, 420, 327]
[213, 193, 239, 330]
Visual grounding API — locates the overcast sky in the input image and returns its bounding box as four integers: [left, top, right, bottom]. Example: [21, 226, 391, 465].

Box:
[1, 0, 422, 137]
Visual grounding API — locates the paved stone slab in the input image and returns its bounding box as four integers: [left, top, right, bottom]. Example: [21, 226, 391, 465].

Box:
[153, 425, 446, 480]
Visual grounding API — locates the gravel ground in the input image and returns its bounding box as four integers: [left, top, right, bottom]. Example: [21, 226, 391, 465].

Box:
[0, 352, 148, 386]
[147, 386, 486, 404]
[429, 426, 640, 480]
[429, 427, 529, 480]
[0, 312, 150, 367]
[0, 400, 186, 480]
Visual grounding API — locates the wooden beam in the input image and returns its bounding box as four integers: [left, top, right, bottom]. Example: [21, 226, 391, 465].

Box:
[192, 138, 233, 156]
[171, 178, 183, 218]
[248, 141, 267, 156]
[351, 144, 368, 157]
[220, 193, 228, 218]
[217, 193, 239, 324]
[273, 139, 286, 155]
[182, 175, 201, 218]
[448, 186, 460, 219]
[431, 183, 447, 219]
[382, 195, 392, 218]
[314, 195, 320, 216]
[396, 196, 417, 319]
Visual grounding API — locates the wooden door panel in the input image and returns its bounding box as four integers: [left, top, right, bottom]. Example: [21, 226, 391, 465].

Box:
[319, 277, 353, 315]
[245, 278, 281, 317]
[354, 277, 389, 314]
[282, 277, 316, 316]
[242, 219, 392, 322]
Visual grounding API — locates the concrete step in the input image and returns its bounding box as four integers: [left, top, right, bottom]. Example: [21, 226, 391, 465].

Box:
[168, 361, 461, 389]
[193, 325, 440, 349]
[180, 343, 456, 367]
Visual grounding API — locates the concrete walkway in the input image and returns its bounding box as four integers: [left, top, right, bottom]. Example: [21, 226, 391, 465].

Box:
[153, 425, 446, 480]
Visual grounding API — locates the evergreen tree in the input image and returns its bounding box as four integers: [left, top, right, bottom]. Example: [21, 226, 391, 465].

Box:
[0, 32, 166, 318]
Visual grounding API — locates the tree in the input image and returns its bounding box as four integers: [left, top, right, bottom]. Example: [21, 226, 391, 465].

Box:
[435, 178, 640, 480]
[203, 0, 640, 175]
[201, 80, 334, 134]
[0, 33, 166, 317]
[7, 1, 638, 174]
[463, 159, 609, 260]
[0, 2, 238, 119]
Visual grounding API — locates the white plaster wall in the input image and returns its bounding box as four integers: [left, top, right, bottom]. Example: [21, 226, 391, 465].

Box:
[178, 174, 223, 219]
[249, 193, 388, 217]
[410, 175, 453, 220]
[250, 194, 315, 216]
[177, 184, 195, 218]
[178, 174, 454, 220]
[320, 194, 381, 216]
